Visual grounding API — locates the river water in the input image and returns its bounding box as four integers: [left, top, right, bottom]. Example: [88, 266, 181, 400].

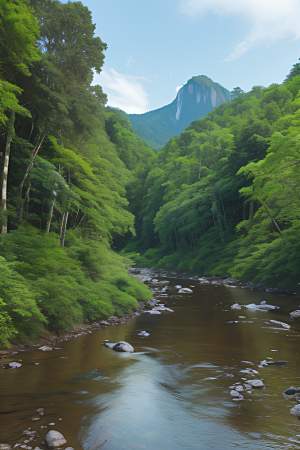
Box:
[1, 269, 300, 449]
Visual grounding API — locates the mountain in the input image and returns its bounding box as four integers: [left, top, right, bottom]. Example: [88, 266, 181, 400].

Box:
[128, 75, 231, 151]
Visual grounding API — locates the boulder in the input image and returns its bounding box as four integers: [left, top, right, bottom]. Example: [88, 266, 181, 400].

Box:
[290, 404, 300, 418]
[246, 379, 265, 388]
[283, 387, 300, 400]
[102, 341, 134, 353]
[231, 303, 241, 310]
[45, 430, 67, 448]
[137, 331, 150, 337]
[8, 362, 22, 368]
[178, 288, 193, 293]
[38, 346, 53, 351]
[290, 310, 300, 319]
[230, 390, 240, 397]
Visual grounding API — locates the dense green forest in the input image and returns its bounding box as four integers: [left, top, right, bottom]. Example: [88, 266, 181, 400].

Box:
[125, 66, 300, 293]
[1, 0, 300, 349]
[0, 0, 153, 348]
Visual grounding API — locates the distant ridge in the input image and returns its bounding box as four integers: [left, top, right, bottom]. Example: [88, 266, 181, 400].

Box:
[128, 75, 231, 151]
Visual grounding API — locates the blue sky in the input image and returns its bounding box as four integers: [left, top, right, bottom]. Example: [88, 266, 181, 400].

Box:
[69, 0, 300, 113]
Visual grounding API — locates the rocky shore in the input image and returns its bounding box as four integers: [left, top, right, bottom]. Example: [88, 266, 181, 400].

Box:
[1, 267, 300, 450]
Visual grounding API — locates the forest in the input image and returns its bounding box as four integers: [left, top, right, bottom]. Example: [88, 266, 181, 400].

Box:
[1, 0, 300, 349]
[0, 0, 153, 348]
[125, 67, 300, 294]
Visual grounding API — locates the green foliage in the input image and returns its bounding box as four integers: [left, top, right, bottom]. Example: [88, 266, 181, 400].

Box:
[124, 62, 300, 292]
[0, 0, 153, 346]
[0, 299, 17, 349]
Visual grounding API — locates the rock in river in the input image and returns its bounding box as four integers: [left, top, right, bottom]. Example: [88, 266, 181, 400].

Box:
[231, 303, 241, 310]
[246, 379, 265, 388]
[102, 341, 134, 353]
[137, 331, 150, 337]
[290, 310, 300, 319]
[8, 362, 22, 368]
[178, 288, 193, 293]
[290, 404, 300, 418]
[38, 346, 53, 352]
[45, 430, 67, 448]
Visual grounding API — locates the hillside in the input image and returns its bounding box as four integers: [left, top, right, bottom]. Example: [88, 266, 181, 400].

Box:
[125, 69, 300, 293]
[128, 75, 231, 151]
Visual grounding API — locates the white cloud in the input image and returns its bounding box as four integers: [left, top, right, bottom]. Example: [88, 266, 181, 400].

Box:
[126, 56, 136, 66]
[180, 0, 300, 60]
[93, 69, 149, 114]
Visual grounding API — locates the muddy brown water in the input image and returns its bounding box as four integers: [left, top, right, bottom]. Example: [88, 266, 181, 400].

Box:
[1, 270, 300, 449]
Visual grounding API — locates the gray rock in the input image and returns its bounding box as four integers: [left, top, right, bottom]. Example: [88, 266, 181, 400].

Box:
[244, 303, 279, 311]
[290, 404, 300, 418]
[65, 448, 75, 450]
[178, 288, 193, 293]
[137, 331, 150, 337]
[290, 310, 300, 319]
[38, 346, 53, 352]
[0, 445, 12, 450]
[246, 379, 265, 388]
[231, 303, 241, 310]
[8, 362, 22, 368]
[230, 390, 240, 397]
[45, 430, 67, 448]
[102, 341, 134, 352]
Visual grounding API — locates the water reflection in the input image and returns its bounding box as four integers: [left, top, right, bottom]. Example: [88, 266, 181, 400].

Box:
[77, 276, 300, 449]
[1, 273, 300, 449]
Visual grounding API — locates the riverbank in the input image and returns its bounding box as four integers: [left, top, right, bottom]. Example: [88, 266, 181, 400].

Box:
[0, 300, 152, 362]
[1, 268, 300, 450]
[1, 268, 298, 360]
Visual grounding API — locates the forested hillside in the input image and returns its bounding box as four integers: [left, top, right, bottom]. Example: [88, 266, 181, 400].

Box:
[128, 76, 230, 151]
[126, 67, 300, 293]
[0, 0, 153, 348]
[1, 0, 300, 350]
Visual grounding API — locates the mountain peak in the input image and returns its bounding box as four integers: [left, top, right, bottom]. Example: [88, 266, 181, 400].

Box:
[128, 76, 230, 151]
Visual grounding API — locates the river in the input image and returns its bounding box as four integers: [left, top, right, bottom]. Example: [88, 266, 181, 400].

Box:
[1, 269, 300, 449]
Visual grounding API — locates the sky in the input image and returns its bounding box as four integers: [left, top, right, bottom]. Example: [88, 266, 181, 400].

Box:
[64, 0, 300, 114]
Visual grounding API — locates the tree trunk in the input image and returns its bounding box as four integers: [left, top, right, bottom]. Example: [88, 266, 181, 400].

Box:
[18, 133, 45, 223]
[46, 197, 55, 235]
[1, 112, 15, 234]
[60, 211, 69, 248]
[261, 202, 285, 244]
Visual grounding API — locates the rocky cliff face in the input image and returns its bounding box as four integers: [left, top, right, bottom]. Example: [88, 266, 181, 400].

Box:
[128, 76, 231, 151]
